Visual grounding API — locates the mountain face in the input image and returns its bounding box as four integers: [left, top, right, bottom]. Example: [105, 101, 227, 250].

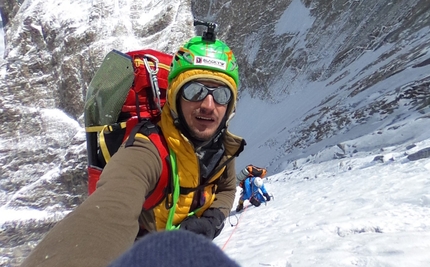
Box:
[1, 0, 429, 265]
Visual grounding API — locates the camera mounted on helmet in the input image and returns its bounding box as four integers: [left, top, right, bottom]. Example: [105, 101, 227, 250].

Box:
[193, 19, 217, 42]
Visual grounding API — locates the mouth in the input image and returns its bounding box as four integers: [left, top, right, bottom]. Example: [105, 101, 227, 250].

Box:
[196, 116, 214, 122]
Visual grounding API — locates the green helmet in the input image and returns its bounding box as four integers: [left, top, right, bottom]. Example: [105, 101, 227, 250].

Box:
[168, 36, 239, 87]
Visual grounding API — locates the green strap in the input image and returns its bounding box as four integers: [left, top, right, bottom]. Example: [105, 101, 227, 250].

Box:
[164, 149, 204, 230]
[165, 148, 180, 230]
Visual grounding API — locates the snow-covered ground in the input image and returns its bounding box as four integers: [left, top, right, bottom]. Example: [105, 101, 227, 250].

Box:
[215, 129, 430, 266]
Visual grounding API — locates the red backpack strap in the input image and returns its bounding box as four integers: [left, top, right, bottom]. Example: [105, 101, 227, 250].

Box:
[142, 127, 171, 210]
[125, 120, 171, 210]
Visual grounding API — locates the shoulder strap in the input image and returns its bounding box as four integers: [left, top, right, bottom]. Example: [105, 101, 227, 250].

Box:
[125, 120, 171, 211]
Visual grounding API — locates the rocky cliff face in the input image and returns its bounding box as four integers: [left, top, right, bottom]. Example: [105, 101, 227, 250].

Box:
[195, 0, 430, 170]
[195, 0, 430, 97]
[1, 0, 429, 265]
[0, 0, 195, 264]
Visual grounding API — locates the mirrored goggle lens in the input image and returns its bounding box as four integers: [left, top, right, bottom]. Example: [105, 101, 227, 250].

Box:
[182, 82, 232, 105]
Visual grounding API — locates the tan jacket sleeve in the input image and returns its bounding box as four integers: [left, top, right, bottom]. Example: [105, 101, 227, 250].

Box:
[209, 157, 237, 218]
[21, 137, 162, 267]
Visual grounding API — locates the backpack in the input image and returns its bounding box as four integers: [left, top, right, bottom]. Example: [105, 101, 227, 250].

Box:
[247, 164, 267, 178]
[237, 164, 267, 188]
[84, 49, 173, 210]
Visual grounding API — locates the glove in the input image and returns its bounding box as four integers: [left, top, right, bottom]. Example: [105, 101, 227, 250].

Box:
[179, 208, 225, 239]
[249, 197, 261, 207]
[264, 193, 271, 201]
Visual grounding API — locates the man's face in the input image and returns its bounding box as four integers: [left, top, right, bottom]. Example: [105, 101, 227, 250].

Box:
[179, 80, 230, 141]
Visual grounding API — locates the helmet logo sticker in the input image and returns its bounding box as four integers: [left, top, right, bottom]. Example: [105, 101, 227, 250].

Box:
[229, 61, 238, 71]
[194, 56, 227, 70]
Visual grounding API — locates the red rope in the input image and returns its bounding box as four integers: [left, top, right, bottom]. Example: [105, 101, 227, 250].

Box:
[221, 205, 248, 251]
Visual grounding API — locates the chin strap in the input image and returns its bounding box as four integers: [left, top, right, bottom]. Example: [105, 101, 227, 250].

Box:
[225, 108, 236, 127]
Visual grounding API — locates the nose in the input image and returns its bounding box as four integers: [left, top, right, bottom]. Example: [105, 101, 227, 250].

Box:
[200, 94, 215, 111]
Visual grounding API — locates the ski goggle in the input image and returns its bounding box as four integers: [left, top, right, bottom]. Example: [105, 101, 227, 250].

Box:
[181, 81, 232, 105]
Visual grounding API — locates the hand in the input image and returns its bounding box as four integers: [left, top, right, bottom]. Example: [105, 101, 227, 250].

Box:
[179, 208, 225, 239]
[249, 197, 261, 207]
[264, 193, 271, 201]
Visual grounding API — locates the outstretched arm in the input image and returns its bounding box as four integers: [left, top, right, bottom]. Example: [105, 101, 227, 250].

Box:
[21, 138, 162, 267]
